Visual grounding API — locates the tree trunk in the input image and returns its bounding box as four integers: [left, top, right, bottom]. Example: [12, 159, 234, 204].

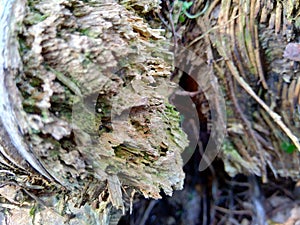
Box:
[0, 0, 189, 224]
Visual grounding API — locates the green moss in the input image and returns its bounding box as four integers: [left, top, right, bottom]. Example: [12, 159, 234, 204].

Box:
[164, 103, 180, 117]
[226, 100, 234, 117]
[61, 139, 74, 150]
[49, 149, 61, 158]
[160, 103, 189, 150]
[23, 100, 41, 114]
[27, 0, 41, 7]
[41, 110, 49, 121]
[18, 38, 30, 55]
[222, 139, 237, 152]
[78, 28, 99, 38]
[79, 28, 91, 36]
[72, 101, 102, 135]
[24, 12, 49, 25]
[30, 77, 43, 87]
[25, 0, 50, 24]
[82, 58, 92, 68]
[30, 128, 41, 134]
[223, 140, 247, 166]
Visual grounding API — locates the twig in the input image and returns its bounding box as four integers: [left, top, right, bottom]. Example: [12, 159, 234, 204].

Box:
[214, 206, 252, 215]
[214, 8, 300, 151]
[130, 189, 136, 215]
[202, 186, 208, 225]
[0, 181, 55, 210]
[139, 200, 158, 225]
[166, 1, 178, 48]
[157, 12, 179, 38]
[228, 217, 242, 225]
[227, 66, 267, 181]
[254, 24, 268, 89]
[187, 14, 240, 48]
[225, 59, 300, 151]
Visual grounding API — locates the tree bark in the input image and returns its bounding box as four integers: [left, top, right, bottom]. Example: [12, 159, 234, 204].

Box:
[0, 0, 188, 224]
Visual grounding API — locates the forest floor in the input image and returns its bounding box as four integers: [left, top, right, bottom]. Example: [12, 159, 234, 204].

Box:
[120, 149, 300, 225]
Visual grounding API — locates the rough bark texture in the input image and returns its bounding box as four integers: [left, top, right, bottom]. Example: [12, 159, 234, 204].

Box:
[0, 0, 189, 224]
[2, 0, 300, 224]
[175, 0, 300, 181]
[207, 0, 300, 180]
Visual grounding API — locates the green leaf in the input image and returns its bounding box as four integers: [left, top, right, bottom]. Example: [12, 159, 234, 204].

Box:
[29, 205, 36, 217]
[281, 141, 296, 154]
[179, 14, 186, 23]
[182, 1, 193, 11]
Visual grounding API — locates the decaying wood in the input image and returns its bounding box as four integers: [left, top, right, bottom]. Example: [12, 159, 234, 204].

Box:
[0, 0, 189, 224]
[0, 1, 56, 179]
[180, 0, 300, 180]
[2, 0, 300, 223]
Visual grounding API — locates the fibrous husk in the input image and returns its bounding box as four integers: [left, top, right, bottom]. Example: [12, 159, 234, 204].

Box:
[183, 0, 300, 181]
